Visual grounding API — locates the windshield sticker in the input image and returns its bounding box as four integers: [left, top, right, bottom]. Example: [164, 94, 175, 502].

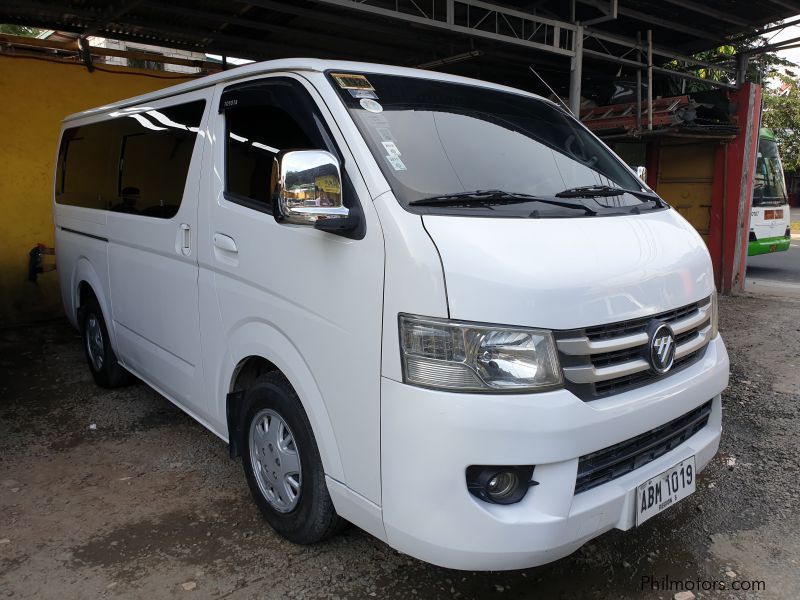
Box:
[332, 73, 375, 91]
[376, 127, 395, 142]
[381, 141, 401, 157]
[359, 98, 383, 113]
[386, 154, 407, 171]
[349, 88, 378, 99]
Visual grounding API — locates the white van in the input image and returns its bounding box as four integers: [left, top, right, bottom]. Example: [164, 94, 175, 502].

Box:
[53, 59, 729, 571]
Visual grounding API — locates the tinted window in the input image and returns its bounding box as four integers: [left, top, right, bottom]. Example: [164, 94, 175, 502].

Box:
[226, 105, 317, 206]
[56, 101, 205, 218]
[57, 121, 119, 210]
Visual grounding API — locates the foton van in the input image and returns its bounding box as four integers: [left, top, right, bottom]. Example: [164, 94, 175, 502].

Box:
[53, 59, 729, 570]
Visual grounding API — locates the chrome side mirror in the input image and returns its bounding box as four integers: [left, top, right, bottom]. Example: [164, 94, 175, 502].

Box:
[635, 166, 647, 182]
[273, 150, 349, 226]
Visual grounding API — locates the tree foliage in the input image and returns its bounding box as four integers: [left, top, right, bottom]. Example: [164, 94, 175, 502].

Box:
[763, 73, 800, 172]
[0, 24, 42, 37]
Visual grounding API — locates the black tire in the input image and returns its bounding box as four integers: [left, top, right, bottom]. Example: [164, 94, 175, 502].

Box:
[79, 296, 133, 389]
[241, 372, 344, 544]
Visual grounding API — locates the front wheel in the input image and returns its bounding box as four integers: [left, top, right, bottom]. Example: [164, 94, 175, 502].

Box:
[241, 372, 344, 544]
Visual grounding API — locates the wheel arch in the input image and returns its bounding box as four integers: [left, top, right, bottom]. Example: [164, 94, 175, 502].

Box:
[220, 321, 345, 483]
[72, 257, 118, 350]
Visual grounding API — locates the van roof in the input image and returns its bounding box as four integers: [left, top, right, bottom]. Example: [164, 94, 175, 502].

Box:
[63, 58, 548, 122]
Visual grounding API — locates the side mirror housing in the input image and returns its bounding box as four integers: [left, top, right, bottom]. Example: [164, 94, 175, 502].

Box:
[273, 150, 352, 227]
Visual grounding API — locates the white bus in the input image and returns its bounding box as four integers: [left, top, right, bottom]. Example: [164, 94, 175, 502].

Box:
[749, 128, 792, 256]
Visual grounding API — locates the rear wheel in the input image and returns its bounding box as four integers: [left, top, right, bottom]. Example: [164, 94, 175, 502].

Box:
[241, 372, 344, 544]
[79, 296, 133, 388]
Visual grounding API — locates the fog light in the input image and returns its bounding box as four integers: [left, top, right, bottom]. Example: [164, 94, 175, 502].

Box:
[466, 465, 537, 505]
[487, 471, 518, 500]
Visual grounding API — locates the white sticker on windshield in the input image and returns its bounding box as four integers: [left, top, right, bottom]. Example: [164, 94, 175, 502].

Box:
[376, 127, 395, 142]
[386, 154, 407, 171]
[381, 141, 401, 157]
[360, 98, 383, 113]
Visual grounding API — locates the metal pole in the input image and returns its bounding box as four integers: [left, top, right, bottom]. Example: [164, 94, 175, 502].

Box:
[569, 25, 584, 116]
[647, 29, 653, 131]
[636, 31, 642, 131]
[736, 53, 748, 87]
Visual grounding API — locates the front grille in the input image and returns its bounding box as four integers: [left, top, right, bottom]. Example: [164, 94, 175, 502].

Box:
[574, 400, 712, 494]
[555, 297, 713, 401]
[593, 349, 703, 396]
[584, 301, 701, 341]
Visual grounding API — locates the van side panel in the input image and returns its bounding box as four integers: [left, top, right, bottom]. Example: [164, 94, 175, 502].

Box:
[106, 91, 211, 414]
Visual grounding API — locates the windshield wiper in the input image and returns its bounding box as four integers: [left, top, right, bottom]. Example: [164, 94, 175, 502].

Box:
[555, 185, 663, 204]
[409, 190, 597, 214]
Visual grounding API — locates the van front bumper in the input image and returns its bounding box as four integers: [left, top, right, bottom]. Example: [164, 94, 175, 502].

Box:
[380, 335, 728, 571]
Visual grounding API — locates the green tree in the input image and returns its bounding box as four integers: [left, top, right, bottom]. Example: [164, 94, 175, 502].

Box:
[763, 73, 800, 172]
[0, 24, 42, 37]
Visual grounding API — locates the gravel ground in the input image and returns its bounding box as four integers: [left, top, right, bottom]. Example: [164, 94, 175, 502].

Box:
[1, 293, 799, 599]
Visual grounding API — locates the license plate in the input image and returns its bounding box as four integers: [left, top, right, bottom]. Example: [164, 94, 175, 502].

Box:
[635, 456, 696, 526]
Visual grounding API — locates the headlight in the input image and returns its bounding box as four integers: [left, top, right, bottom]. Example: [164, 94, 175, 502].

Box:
[710, 289, 719, 339]
[399, 314, 562, 392]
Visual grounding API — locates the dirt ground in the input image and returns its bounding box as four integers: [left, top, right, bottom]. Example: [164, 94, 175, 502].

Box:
[1, 293, 799, 599]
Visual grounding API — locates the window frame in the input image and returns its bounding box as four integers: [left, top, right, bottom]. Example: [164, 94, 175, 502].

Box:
[219, 77, 345, 217]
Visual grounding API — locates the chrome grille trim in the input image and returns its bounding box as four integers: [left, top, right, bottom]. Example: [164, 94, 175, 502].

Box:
[557, 331, 648, 356]
[671, 302, 711, 335]
[556, 297, 712, 399]
[674, 324, 711, 360]
[563, 358, 650, 384]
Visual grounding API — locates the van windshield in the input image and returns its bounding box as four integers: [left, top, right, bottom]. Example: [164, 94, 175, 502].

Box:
[330, 72, 662, 218]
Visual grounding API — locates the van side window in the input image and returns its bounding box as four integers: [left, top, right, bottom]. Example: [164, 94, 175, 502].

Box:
[57, 122, 118, 210]
[225, 105, 317, 208]
[56, 100, 205, 218]
[116, 102, 205, 218]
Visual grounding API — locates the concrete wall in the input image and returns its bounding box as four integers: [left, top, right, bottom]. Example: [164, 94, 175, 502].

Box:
[0, 54, 197, 326]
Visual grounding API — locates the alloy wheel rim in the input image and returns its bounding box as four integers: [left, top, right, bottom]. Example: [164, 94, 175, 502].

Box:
[249, 408, 302, 513]
[85, 314, 105, 371]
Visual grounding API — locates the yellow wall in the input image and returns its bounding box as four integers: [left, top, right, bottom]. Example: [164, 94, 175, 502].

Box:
[656, 141, 717, 244]
[0, 55, 197, 326]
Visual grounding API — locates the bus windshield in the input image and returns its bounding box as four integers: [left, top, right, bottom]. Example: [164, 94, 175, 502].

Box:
[753, 132, 788, 206]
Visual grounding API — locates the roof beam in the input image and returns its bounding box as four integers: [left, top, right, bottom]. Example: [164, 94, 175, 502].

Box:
[138, 1, 415, 56]
[83, 0, 143, 37]
[767, 0, 800, 12]
[310, 0, 577, 58]
[582, 48, 736, 88]
[578, 0, 727, 44]
[730, 15, 800, 41]
[660, 0, 750, 28]
[584, 29, 736, 74]
[241, 0, 433, 40]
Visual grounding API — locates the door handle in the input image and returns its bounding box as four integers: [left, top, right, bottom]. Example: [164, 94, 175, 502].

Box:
[213, 233, 238, 253]
[179, 223, 191, 256]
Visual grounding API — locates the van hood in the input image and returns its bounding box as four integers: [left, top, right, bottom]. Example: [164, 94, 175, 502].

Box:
[422, 209, 714, 330]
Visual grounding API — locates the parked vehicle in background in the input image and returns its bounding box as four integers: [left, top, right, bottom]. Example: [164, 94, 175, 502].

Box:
[749, 128, 791, 256]
[53, 59, 729, 571]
